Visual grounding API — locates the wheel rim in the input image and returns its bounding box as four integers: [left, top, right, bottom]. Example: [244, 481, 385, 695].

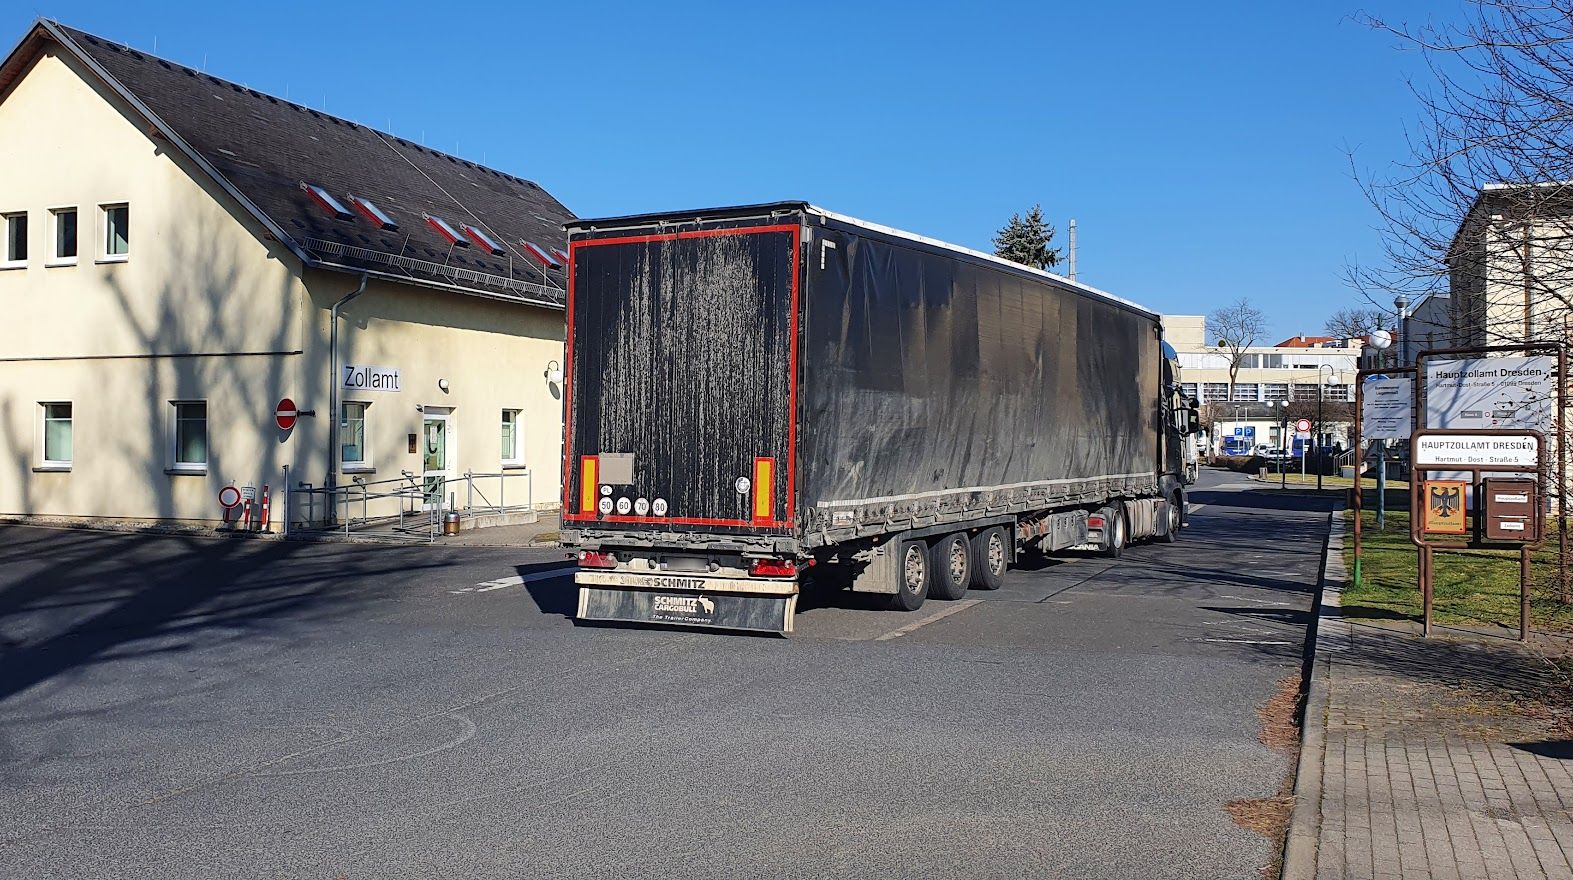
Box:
[903, 545, 925, 592]
[948, 539, 968, 583]
[987, 533, 1006, 575]
[1113, 512, 1125, 547]
[1169, 501, 1180, 532]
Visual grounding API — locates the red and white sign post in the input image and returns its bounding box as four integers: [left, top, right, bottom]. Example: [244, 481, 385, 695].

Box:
[275, 398, 298, 431]
[1294, 418, 1313, 435]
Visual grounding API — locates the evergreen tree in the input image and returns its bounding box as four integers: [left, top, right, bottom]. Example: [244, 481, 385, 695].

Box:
[992, 204, 1062, 270]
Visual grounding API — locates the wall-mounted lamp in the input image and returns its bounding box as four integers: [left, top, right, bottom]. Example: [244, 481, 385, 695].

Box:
[437, 378, 451, 393]
[544, 359, 564, 385]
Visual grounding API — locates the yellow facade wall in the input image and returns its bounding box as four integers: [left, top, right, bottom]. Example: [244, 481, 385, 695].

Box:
[0, 48, 565, 525]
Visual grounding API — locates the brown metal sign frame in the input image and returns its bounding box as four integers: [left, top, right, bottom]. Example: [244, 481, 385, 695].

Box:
[1409, 427, 1547, 640]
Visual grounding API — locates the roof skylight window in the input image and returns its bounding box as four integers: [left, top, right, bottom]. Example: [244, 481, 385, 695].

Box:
[348, 195, 398, 231]
[521, 240, 562, 269]
[300, 182, 352, 220]
[425, 214, 468, 247]
[461, 224, 505, 256]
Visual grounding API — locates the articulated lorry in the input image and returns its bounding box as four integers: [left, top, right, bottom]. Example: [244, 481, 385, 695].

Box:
[560, 202, 1200, 634]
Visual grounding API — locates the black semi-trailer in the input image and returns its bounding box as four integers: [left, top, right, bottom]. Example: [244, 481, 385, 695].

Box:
[561, 202, 1199, 634]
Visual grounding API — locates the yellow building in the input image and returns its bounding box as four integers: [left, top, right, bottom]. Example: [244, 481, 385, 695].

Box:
[0, 21, 571, 528]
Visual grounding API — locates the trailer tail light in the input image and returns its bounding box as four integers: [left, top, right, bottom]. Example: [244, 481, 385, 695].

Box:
[749, 558, 796, 578]
[579, 456, 599, 515]
[752, 457, 775, 523]
[578, 550, 617, 569]
[1087, 514, 1106, 530]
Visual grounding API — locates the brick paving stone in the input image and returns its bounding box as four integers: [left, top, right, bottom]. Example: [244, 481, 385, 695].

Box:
[1311, 576, 1573, 879]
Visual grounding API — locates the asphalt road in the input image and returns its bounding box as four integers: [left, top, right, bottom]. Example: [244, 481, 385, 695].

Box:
[0, 470, 1330, 879]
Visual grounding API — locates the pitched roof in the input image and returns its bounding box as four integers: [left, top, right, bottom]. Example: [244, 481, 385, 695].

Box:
[0, 20, 572, 309]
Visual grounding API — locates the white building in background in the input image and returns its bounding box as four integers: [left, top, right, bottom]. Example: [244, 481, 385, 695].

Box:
[1165, 315, 1361, 453]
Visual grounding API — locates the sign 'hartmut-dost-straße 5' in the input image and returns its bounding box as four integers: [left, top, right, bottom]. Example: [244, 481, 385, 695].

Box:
[1413, 433, 1540, 468]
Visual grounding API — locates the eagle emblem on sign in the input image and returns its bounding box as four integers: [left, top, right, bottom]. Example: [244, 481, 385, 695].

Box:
[1429, 484, 1462, 519]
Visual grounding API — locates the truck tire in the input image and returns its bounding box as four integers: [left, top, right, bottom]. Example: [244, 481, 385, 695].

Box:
[969, 526, 1009, 591]
[888, 540, 930, 611]
[1100, 506, 1127, 558]
[1158, 493, 1182, 544]
[929, 532, 971, 600]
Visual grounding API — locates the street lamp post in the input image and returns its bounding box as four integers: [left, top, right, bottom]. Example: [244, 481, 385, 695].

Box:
[1317, 363, 1336, 492]
[1265, 399, 1289, 489]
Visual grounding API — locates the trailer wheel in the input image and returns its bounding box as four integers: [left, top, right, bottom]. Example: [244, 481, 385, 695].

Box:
[969, 527, 1008, 591]
[929, 533, 971, 600]
[888, 540, 930, 611]
[1100, 506, 1127, 558]
[1158, 494, 1182, 544]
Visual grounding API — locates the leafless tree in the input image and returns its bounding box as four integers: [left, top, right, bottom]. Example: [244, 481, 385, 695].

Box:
[1208, 297, 1267, 398]
[1352, 1, 1573, 349]
[1324, 306, 1387, 340]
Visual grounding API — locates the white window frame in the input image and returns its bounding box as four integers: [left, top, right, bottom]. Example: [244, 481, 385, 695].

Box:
[501, 408, 524, 467]
[340, 400, 373, 473]
[36, 401, 72, 472]
[47, 206, 78, 267]
[2, 211, 26, 269]
[168, 399, 208, 475]
[98, 202, 129, 263]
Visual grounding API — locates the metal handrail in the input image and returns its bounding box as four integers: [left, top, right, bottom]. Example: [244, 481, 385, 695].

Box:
[461, 469, 534, 516]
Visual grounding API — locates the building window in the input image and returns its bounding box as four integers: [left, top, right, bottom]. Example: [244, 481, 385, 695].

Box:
[501, 409, 522, 465]
[1203, 383, 1229, 402]
[1263, 383, 1289, 401]
[171, 401, 207, 472]
[40, 402, 71, 468]
[341, 401, 369, 468]
[1238, 354, 1259, 369]
[1180, 383, 1198, 402]
[3, 213, 25, 267]
[1261, 354, 1284, 369]
[1293, 384, 1320, 401]
[49, 207, 77, 264]
[1323, 384, 1351, 402]
[1232, 383, 1259, 401]
[101, 204, 129, 260]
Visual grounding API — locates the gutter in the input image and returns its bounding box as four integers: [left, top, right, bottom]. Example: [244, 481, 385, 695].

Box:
[327, 273, 369, 511]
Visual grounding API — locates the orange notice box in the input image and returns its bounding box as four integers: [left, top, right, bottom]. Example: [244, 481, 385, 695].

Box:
[1422, 480, 1469, 535]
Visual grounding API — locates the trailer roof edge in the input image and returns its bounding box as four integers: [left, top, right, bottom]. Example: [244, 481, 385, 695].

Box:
[804, 205, 1158, 318]
[565, 201, 1159, 319]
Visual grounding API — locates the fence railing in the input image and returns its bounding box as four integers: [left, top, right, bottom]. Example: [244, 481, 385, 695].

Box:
[288, 468, 534, 541]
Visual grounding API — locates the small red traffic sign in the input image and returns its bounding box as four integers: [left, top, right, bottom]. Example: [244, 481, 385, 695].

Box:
[218, 485, 242, 509]
[1295, 418, 1313, 433]
[275, 398, 298, 431]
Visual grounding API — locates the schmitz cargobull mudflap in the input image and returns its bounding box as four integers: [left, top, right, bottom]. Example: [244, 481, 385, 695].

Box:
[575, 571, 799, 634]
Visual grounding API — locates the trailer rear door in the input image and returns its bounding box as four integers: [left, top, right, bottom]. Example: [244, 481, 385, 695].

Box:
[564, 220, 800, 533]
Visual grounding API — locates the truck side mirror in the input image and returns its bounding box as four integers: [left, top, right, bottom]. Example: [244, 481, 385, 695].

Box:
[1186, 407, 1201, 435]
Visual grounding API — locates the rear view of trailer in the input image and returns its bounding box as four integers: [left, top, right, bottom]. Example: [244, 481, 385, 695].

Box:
[562, 203, 1180, 635]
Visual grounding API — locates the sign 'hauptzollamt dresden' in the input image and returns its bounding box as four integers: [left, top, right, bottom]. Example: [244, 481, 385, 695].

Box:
[1413, 434, 1539, 468]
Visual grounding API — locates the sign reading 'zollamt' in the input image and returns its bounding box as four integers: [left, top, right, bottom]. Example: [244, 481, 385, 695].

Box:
[1414, 433, 1539, 468]
[342, 364, 401, 392]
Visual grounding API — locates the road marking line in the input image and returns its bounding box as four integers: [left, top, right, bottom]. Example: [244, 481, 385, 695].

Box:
[874, 599, 981, 641]
[1218, 594, 1294, 606]
[453, 565, 578, 595]
[1201, 638, 1296, 645]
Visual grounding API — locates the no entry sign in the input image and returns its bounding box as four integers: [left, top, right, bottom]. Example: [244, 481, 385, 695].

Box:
[275, 398, 298, 431]
[218, 485, 242, 509]
[1294, 418, 1312, 434]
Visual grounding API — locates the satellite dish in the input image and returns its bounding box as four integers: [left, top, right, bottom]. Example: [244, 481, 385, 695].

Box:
[1368, 329, 1393, 350]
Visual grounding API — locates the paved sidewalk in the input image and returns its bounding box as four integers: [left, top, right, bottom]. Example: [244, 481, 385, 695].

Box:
[1307, 534, 1573, 879]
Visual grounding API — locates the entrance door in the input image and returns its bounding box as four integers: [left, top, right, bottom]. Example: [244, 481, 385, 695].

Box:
[422, 413, 450, 509]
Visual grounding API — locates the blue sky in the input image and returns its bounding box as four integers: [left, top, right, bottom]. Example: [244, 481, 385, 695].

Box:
[6, 1, 1456, 340]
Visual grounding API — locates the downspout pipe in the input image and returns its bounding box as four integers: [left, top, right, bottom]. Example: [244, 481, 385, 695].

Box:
[327, 273, 369, 514]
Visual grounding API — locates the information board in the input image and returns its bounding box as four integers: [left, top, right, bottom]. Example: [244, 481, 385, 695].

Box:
[1424, 356, 1554, 431]
[1360, 374, 1414, 441]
